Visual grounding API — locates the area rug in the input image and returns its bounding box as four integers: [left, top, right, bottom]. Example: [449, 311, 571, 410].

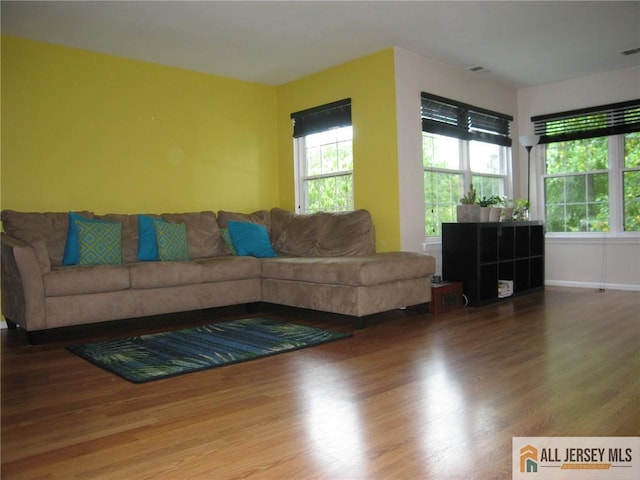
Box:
[67, 317, 352, 383]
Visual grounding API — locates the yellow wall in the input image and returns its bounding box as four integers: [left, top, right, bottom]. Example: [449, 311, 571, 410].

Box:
[1, 35, 279, 214]
[277, 49, 400, 251]
[2, 36, 400, 250]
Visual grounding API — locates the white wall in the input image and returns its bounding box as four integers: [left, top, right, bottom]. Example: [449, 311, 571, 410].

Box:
[394, 50, 640, 290]
[518, 66, 640, 290]
[393, 47, 518, 274]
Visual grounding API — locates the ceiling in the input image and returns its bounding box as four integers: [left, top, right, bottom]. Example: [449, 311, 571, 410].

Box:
[2, 1, 639, 88]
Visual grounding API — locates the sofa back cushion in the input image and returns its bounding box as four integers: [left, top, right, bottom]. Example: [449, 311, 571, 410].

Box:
[160, 212, 228, 259]
[97, 214, 139, 263]
[217, 210, 271, 232]
[270, 208, 375, 257]
[1, 210, 93, 266]
[1, 210, 229, 266]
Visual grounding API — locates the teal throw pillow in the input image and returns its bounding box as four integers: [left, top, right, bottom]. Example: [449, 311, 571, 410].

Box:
[137, 214, 166, 261]
[63, 212, 122, 265]
[62, 212, 84, 265]
[76, 219, 123, 265]
[154, 220, 189, 262]
[227, 221, 277, 258]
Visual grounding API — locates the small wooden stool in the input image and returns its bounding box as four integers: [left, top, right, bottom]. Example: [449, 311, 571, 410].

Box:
[430, 281, 464, 314]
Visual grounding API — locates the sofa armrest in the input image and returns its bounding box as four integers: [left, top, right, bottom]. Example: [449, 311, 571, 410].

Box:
[1, 234, 47, 331]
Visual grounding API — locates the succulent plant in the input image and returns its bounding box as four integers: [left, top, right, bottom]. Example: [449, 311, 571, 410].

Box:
[477, 195, 501, 207]
[459, 184, 477, 205]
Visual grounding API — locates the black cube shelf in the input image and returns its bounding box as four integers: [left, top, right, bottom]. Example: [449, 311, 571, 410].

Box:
[442, 221, 545, 306]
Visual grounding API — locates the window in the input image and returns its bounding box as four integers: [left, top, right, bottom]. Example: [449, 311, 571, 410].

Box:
[291, 99, 353, 213]
[533, 99, 640, 233]
[422, 93, 513, 237]
[624, 132, 640, 231]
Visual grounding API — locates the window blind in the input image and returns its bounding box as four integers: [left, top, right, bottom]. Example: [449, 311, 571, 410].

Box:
[291, 98, 351, 138]
[531, 99, 640, 144]
[421, 92, 513, 146]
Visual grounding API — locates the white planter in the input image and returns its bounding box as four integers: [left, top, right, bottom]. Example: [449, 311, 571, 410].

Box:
[489, 207, 502, 222]
[456, 204, 480, 222]
[500, 207, 514, 221]
[479, 207, 491, 222]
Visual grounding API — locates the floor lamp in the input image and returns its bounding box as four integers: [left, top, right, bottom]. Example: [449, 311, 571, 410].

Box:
[518, 135, 540, 215]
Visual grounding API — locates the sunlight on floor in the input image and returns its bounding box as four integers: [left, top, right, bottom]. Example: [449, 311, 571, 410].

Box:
[419, 351, 472, 473]
[295, 358, 366, 477]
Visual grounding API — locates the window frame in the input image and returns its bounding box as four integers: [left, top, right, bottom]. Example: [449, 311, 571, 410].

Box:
[293, 127, 354, 214]
[542, 134, 640, 237]
[534, 99, 640, 237]
[421, 92, 514, 240]
[423, 132, 512, 239]
[291, 99, 353, 214]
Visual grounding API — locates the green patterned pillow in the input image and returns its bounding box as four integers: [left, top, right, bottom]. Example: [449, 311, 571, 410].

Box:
[77, 219, 123, 265]
[154, 221, 189, 262]
[220, 227, 237, 255]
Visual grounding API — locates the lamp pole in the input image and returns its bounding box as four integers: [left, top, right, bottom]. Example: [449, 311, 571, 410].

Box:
[518, 135, 540, 217]
[525, 144, 533, 209]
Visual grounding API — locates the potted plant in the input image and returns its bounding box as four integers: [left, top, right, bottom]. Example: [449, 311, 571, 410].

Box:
[477, 194, 500, 222]
[456, 184, 480, 222]
[500, 197, 515, 221]
[513, 198, 530, 220]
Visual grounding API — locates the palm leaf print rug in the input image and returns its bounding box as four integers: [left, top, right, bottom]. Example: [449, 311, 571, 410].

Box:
[68, 317, 351, 383]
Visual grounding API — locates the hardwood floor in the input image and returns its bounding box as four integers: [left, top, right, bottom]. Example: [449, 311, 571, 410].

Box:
[2, 287, 639, 479]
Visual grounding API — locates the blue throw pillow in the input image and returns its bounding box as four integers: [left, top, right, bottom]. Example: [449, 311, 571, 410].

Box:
[227, 221, 277, 258]
[63, 212, 116, 265]
[137, 215, 165, 261]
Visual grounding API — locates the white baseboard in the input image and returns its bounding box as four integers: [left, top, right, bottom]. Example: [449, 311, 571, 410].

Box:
[545, 280, 640, 292]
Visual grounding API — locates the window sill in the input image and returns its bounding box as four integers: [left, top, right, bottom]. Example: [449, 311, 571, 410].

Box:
[545, 233, 640, 244]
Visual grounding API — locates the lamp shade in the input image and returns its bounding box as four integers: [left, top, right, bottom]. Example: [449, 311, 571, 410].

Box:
[519, 135, 540, 148]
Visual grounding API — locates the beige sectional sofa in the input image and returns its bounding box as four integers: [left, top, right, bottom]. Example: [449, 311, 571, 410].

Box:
[1, 208, 435, 343]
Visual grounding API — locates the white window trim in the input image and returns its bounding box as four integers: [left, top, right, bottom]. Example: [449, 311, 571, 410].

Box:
[423, 133, 513, 239]
[543, 134, 640, 238]
[294, 134, 354, 214]
[294, 137, 303, 213]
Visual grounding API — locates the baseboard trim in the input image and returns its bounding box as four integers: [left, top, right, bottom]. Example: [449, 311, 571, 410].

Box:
[545, 280, 640, 292]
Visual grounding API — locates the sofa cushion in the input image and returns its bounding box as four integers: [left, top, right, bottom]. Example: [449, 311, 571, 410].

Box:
[227, 221, 277, 258]
[217, 210, 271, 233]
[269, 208, 375, 257]
[269, 208, 323, 256]
[44, 265, 130, 297]
[129, 261, 202, 289]
[315, 209, 375, 256]
[195, 256, 262, 282]
[98, 213, 140, 264]
[1, 210, 94, 266]
[77, 219, 123, 265]
[161, 212, 228, 259]
[154, 221, 190, 262]
[261, 252, 435, 287]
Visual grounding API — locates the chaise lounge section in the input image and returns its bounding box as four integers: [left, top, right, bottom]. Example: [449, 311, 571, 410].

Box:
[1, 208, 435, 344]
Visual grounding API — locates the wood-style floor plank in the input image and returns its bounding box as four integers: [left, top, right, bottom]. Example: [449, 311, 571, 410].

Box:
[2, 287, 639, 479]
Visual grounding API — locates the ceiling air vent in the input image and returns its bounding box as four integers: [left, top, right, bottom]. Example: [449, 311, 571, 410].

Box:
[620, 47, 640, 56]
